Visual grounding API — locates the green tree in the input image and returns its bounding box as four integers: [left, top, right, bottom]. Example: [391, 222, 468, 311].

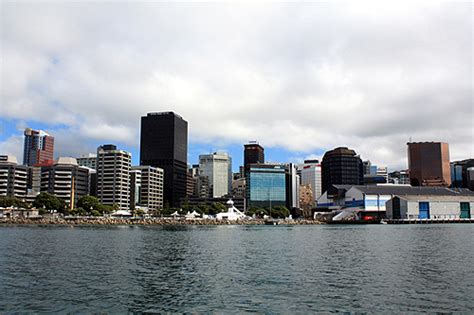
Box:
[0, 196, 28, 208]
[208, 202, 226, 215]
[247, 207, 267, 217]
[91, 210, 101, 216]
[270, 206, 290, 219]
[76, 195, 100, 211]
[33, 192, 65, 212]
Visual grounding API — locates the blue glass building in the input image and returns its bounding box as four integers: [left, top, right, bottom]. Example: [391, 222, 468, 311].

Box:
[246, 164, 287, 208]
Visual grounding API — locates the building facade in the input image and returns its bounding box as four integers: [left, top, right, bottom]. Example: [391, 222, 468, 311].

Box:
[23, 128, 54, 166]
[40, 157, 89, 209]
[244, 142, 264, 172]
[130, 166, 164, 212]
[96, 145, 131, 210]
[246, 164, 286, 209]
[199, 152, 232, 198]
[299, 160, 322, 206]
[140, 112, 188, 207]
[450, 159, 474, 190]
[407, 142, 451, 186]
[386, 195, 474, 220]
[0, 156, 28, 199]
[321, 147, 363, 194]
[76, 153, 97, 170]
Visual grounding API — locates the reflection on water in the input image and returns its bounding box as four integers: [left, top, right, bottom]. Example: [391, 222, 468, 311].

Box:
[0, 224, 473, 312]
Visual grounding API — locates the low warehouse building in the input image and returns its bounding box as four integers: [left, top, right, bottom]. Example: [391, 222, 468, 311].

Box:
[386, 195, 474, 219]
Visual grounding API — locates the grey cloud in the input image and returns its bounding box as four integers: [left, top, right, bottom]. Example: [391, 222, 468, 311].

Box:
[1, 2, 472, 170]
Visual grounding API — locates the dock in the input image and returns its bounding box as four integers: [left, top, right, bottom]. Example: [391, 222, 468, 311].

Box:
[384, 218, 474, 224]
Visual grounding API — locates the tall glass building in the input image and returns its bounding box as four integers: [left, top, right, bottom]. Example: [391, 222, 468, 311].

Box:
[23, 128, 54, 166]
[246, 164, 286, 208]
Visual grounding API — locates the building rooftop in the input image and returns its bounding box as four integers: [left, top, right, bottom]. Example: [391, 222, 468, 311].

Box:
[332, 184, 474, 197]
[55, 157, 78, 166]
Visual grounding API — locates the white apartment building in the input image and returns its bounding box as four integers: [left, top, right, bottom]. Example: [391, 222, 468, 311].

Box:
[96, 145, 131, 210]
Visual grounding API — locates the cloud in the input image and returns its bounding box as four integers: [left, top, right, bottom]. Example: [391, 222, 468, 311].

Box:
[1, 2, 472, 170]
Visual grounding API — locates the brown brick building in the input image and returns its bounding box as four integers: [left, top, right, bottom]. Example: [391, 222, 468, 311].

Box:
[407, 142, 451, 187]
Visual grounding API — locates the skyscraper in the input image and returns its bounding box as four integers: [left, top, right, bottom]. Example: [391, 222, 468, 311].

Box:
[23, 128, 54, 166]
[321, 147, 363, 193]
[199, 152, 232, 198]
[244, 142, 264, 172]
[140, 112, 188, 207]
[407, 142, 451, 186]
[96, 144, 131, 210]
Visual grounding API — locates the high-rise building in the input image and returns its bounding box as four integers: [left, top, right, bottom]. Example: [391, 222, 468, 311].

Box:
[0, 156, 28, 199]
[77, 153, 97, 170]
[96, 144, 131, 210]
[244, 142, 264, 172]
[321, 147, 363, 194]
[299, 159, 322, 206]
[40, 157, 89, 210]
[23, 128, 54, 166]
[246, 164, 287, 209]
[286, 163, 300, 209]
[140, 112, 188, 207]
[407, 142, 451, 186]
[199, 152, 232, 198]
[130, 166, 164, 212]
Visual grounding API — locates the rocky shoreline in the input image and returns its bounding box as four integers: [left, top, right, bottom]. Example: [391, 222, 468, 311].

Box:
[0, 217, 324, 226]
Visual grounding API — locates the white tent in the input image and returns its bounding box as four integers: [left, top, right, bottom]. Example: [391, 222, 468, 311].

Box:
[171, 211, 180, 217]
[111, 210, 132, 217]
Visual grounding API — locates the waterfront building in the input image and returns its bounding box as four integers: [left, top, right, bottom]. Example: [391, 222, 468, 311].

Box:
[76, 153, 97, 170]
[199, 152, 232, 198]
[96, 145, 131, 210]
[140, 112, 188, 207]
[0, 156, 28, 199]
[407, 142, 451, 186]
[23, 128, 54, 166]
[130, 166, 164, 212]
[317, 184, 474, 220]
[299, 160, 322, 206]
[40, 157, 89, 209]
[321, 147, 363, 194]
[244, 142, 264, 173]
[386, 195, 474, 220]
[450, 159, 474, 190]
[246, 163, 286, 209]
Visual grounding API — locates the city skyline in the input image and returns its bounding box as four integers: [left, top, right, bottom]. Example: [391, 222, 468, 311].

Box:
[1, 2, 472, 171]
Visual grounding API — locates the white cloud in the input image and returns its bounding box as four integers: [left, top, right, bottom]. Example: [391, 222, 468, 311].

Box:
[0, 2, 472, 170]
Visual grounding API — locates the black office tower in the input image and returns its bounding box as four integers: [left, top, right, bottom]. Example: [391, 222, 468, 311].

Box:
[140, 112, 188, 207]
[321, 147, 363, 194]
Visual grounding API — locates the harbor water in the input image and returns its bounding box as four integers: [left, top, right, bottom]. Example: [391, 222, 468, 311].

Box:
[0, 224, 473, 313]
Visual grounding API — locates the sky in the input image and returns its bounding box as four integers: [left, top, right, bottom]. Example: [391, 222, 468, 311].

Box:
[1, 1, 472, 171]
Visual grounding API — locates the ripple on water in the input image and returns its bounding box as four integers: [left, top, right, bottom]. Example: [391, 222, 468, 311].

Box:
[0, 224, 473, 313]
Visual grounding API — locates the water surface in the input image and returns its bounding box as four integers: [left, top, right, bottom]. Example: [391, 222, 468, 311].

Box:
[0, 224, 473, 313]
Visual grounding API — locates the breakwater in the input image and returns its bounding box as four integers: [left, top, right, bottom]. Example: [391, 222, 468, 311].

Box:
[0, 217, 323, 226]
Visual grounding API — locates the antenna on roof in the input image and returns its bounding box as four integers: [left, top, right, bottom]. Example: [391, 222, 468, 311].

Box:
[409, 136, 412, 143]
